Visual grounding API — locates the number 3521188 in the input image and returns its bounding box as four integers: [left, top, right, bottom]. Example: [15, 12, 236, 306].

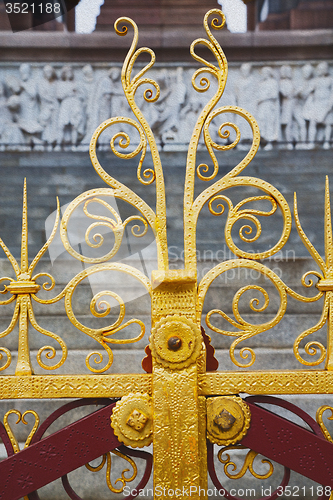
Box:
[5, 3, 62, 14]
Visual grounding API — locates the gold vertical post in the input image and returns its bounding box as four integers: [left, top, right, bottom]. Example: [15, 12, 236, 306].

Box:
[325, 177, 333, 370]
[150, 271, 206, 500]
[15, 180, 33, 375]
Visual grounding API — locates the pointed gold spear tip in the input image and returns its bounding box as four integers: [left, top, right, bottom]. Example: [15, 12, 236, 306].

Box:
[324, 175, 333, 270]
[20, 178, 29, 274]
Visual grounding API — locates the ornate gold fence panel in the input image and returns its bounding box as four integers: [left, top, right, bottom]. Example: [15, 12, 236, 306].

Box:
[0, 8, 333, 500]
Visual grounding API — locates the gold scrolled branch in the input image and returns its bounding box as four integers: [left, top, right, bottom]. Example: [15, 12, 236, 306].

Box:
[88, 16, 168, 270]
[218, 445, 274, 480]
[184, 41, 292, 270]
[197, 259, 324, 368]
[63, 263, 151, 373]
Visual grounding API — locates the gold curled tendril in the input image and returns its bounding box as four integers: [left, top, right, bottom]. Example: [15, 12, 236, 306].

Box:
[316, 406, 333, 443]
[4, 410, 40, 453]
[61, 187, 152, 265]
[86, 449, 137, 493]
[31, 273, 56, 292]
[0, 277, 16, 305]
[198, 260, 288, 368]
[218, 445, 274, 480]
[293, 299, 327, 366]
[64, 263, 151, 373]
[0, 347, 12, 371]
[27, 301, 67, 370]
[209, 194, 278, 245]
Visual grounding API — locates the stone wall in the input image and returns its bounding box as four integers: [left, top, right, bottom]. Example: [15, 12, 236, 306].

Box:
[1, 59, 333, 151]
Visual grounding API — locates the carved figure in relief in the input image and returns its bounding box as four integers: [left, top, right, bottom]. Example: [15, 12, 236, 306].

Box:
[293, 63, 313, 145]
[95, 67, 125, 147]
[235, 63, 257, 143]
[38, 65, 59, 147]
[80, 64, 99, 147]
[307, 62, 333, 149]
[159, 67, 187, 143]
[1, 95, 26, 149]
[57, 65, 85, 146]
[279, 65, 294, 148]
[257, 66, 279, 150]
[17, 63, 43, 139]
[0, 83, 12, 148]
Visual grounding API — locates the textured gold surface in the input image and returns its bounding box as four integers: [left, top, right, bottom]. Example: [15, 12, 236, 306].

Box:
[199, 371, 333, 395]
[0, 375, 151, 399]
[111, 392, 153, 447]
[152, 362, 203, 499]
[150, 315, 202, 369]
[207, 396, 251, 446]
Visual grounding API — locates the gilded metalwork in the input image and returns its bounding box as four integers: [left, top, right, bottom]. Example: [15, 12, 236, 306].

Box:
[111, 393, 153, 447]
[0, 180, 66, 376]
[207, 396, 251, 446]
[0, 7, 333, 499]
[3, 409, 40, 452]
[86, 449, 137, 493]
[150, 315, 202, 369]
[218, 444, 274, 480]
[316, 405, 333, 443]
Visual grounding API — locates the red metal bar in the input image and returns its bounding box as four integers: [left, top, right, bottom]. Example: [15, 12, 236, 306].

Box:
[0, 402, 120, 500]
[243, 398, 333, 487]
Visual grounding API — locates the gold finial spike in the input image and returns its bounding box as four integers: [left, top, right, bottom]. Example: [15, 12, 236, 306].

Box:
[325, 176, 333, 272]
[20, 179, 29, 274]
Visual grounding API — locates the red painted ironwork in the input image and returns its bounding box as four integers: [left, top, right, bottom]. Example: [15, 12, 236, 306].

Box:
[0, 399, 153, 500]
[243, 397, 333, 487]
[208, 396, 333, 499]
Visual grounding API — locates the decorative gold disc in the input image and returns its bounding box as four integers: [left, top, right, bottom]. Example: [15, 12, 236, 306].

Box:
[150, 315, 202, 369]
[206, 396, 251, 446]
[110, 393, 153, 448]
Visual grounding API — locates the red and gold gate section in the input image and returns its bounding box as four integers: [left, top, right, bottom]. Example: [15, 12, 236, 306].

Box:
[0, 8, 333, 500]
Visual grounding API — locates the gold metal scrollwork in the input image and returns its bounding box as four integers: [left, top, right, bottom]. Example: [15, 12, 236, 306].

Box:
[218, 444, 274, 480]
[3, 409, 40, 453]
[86, 449, 137, 493]
[316, 405, 333, 443]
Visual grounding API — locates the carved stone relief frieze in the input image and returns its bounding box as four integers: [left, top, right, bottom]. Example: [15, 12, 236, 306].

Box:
[0, 61, 332, 151]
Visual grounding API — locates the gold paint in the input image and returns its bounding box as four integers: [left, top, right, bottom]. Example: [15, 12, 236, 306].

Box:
[152, 362, 203, 499]
[199, 371, 333, 395]
[0, 374, 152, 399]
[86, 450, 137, 493]
[150, 315, 202, 369]
[207, 396, 251, 446]
[126, 409, 149, 431]
[218, 444, 274, 480]
[111, 393, 153, 447]
[3, 409, 39, 452]
[316, 405, 333, 443]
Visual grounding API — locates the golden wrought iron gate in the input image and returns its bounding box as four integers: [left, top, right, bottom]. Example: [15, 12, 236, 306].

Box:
[0, 8, 333, 500]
